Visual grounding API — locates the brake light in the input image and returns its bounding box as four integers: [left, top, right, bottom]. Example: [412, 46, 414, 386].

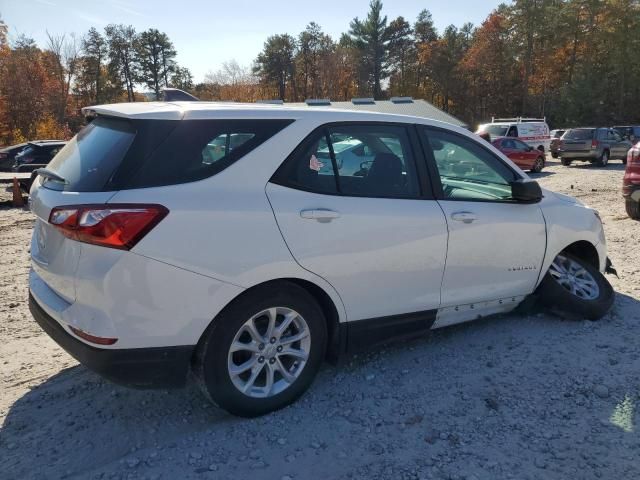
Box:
[591, 139, 599, 150]
[49, 204, 168, 250]
[629, 146, 640, 164]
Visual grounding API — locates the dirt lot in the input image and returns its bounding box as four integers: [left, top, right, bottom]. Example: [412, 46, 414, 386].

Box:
[1, 158, 639, 480]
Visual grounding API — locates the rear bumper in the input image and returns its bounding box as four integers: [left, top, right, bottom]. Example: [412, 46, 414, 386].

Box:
[558, 151, 598, 160]
[29, 293, 193, 388]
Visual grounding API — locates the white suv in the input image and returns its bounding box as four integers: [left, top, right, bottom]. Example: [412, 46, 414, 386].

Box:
[28, 102, 614, 417]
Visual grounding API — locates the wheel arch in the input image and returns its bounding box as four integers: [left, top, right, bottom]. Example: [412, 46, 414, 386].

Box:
[193, 278, 345, 365]
[562, 240, 600, 269]
[537, 239, 603, 289]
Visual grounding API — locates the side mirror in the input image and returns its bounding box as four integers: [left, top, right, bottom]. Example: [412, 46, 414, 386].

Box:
[511, 179, 542, 203]
[527, 146, 534, 152]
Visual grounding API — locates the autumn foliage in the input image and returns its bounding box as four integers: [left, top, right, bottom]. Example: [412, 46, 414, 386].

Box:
[1, 0, 640, 146]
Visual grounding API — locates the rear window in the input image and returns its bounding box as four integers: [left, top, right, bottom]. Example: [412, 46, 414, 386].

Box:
[563, 129, 594, 140]
[45, 117, 293, 191]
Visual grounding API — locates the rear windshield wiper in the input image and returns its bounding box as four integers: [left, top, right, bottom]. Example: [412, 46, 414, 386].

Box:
[35, 168, 66, 184]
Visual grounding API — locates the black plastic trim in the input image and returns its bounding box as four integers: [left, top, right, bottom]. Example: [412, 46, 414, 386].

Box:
[29, 294, 193, 389]
[345, 309, 437, 352]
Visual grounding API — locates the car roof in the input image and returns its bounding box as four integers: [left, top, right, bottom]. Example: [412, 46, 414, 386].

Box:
[81, 101, 462, 129]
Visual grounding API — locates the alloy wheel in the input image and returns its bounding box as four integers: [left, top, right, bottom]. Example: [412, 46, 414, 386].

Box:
[548, 254, 600, 300]
[227, 307, 311, 398]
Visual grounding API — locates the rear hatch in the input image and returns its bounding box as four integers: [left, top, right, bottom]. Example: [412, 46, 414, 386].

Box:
[561, 129, 595, 152]
[29, 117, 156, 302]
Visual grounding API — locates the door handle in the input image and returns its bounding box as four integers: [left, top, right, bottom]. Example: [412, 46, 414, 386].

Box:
[451, 211, 477, 224]
[300, 209, 341, 222]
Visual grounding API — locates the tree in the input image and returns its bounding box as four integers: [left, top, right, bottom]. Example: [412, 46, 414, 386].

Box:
[79, 27, 108, 104]
[2, 36, 51, 139]
[348, 0, 389, 99]
[105, 24, 138, 102]
[414, 9, 438, 44]
[171, 66, 194, 91]
[253, 34, 297, 100]
[45, 31, 80, 123]
[136, 29, 176, 98]
[386, 16, 414, 95]
[295, 22, 335, 99]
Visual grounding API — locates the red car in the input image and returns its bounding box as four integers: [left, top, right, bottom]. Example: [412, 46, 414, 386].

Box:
[491, 137, 545, 173]
[623, 142, 640, 219]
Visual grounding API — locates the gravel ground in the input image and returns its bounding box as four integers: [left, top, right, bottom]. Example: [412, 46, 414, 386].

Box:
[1, 157, 639, 480]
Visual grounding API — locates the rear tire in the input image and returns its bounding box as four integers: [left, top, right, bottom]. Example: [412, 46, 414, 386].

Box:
[537, 252, 613, 321]
[561, 158, 572, 166]
[551, 152, 559, 159]
[596, 150, 609, 167]
[530, 156, 545, 173]
[625, 198, 640, 220]
[194, 282, 327, 417]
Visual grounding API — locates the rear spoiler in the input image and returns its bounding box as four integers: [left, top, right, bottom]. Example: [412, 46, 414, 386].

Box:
[82, 88, 198, 122]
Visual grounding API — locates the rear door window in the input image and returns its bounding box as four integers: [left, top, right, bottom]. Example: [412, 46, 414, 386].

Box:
[273, 124, 421, 199]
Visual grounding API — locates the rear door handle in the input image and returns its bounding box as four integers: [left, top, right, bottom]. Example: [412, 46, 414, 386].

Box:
[451, 211, 477, 224]
[300, 209, 341, 222]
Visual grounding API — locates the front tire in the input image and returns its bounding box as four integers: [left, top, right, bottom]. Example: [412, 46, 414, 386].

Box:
[551, 152, 559, 159]
[194, 282, 327, 417]
[625, 198, 640, 220]
[537, 253, 613, 320]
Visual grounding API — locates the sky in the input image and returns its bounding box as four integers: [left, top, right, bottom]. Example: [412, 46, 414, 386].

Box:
[1, 0, 503, 83]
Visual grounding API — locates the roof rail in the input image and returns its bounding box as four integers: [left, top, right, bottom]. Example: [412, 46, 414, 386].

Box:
[305, 98, 331, 106]
[161, 88, 199, 102]
[491, 116, 546, 123]
[256, 99, 284, 105]
[390, 96, 414, 104]
[351, 97, 375, 105]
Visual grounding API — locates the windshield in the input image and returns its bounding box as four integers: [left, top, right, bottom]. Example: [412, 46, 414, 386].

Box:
[478, 125, 509, 137]
[563, 129, 594, 140]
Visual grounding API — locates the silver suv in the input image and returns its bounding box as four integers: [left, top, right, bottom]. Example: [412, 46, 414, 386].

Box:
[559, 128, 632, 167]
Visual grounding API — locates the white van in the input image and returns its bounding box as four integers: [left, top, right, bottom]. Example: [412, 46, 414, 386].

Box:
[477, 117, 551, 152]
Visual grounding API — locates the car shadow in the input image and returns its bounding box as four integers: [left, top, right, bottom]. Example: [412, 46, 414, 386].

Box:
[2, 291, 639, 479]
[568, 162, 627, 171]
[529, 170, 555, 178]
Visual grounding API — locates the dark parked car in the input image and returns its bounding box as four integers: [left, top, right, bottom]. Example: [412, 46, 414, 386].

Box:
[12, 141, 66, 172]
[549, 129, 566, 158]
[558, 128, 632, 167]
[0, 140, 62, 171]
[613, 126, 640, 144]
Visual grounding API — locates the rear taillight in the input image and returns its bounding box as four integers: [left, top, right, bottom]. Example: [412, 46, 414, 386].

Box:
[629, 146, 640, 164]
[591, 139, 599, 150]
[49, 204, 168, 250]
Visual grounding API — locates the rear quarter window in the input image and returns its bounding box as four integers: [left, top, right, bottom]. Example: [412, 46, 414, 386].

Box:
[112, 119, 293, 189]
